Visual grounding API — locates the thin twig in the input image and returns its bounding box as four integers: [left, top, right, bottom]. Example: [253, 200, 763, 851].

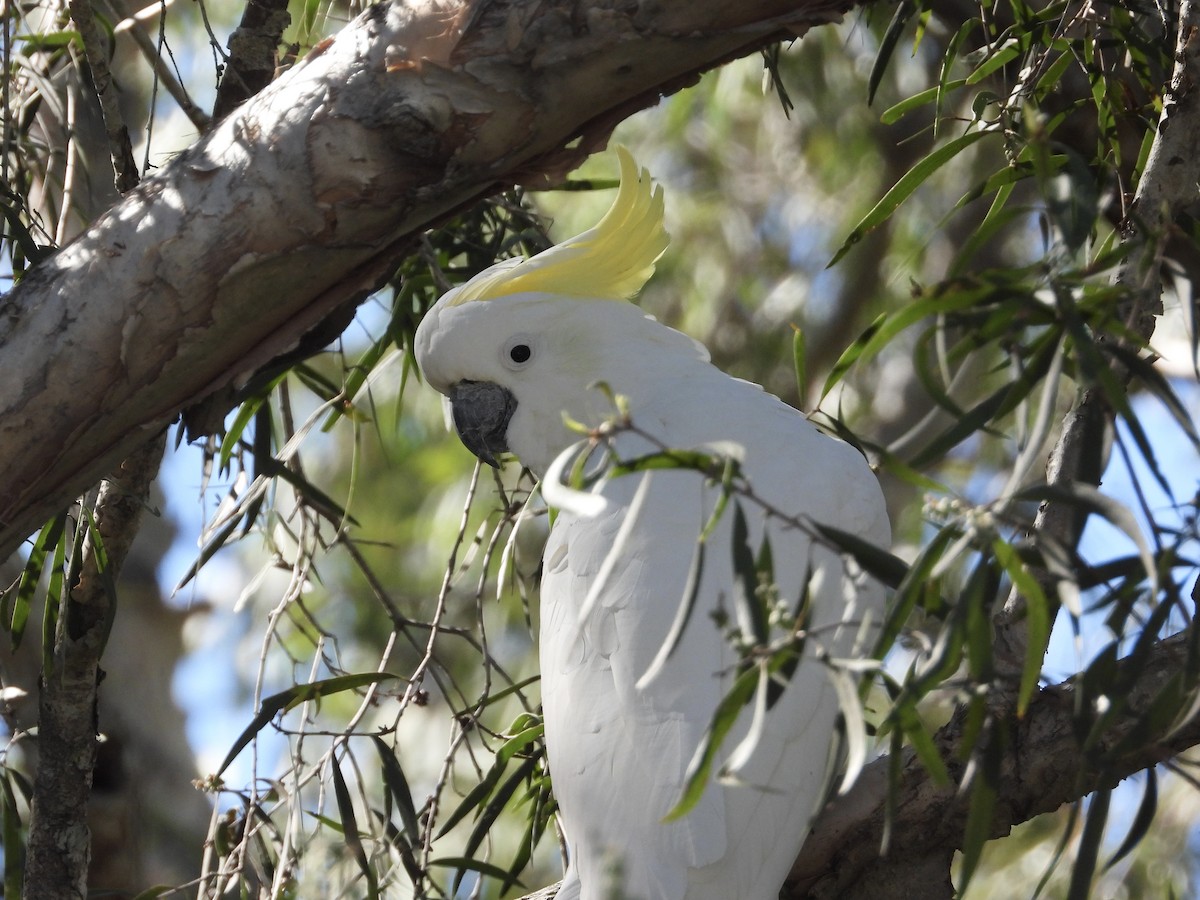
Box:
[992, 0, 1200, 692]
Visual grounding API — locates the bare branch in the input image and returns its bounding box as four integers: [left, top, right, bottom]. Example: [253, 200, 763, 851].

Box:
[66, 0, 138, 192]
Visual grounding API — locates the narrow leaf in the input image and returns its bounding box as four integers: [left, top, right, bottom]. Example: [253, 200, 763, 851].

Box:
[828, 666, 869, 794]
[868, 0, 916, 105]
[329, 751, 378, 897]
[457, 756, 538, 892]
[216, 673, 397, 775]
[993, 540, 1050, 715]
[0, 772, 23, 899]
[828, 128, 991, 267]
[637, 541, 707, 689]
[958, 745, 999, 890]
[428, 857, 526, 888]
[11, 512, 66, 649]
[731, 503, 769, 647]
[371, 736, 421, 841]
[1105, 769, 1156, 870]
[791, 324, 807, 403]
[665, 665, 760, 821]
[1066, 788, 1111, 900]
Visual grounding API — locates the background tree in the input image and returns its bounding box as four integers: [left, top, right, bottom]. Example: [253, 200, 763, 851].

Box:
[1, 0, 1198, 898]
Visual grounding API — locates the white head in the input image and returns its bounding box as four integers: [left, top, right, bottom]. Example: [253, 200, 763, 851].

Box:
[414, 148, 704, 477]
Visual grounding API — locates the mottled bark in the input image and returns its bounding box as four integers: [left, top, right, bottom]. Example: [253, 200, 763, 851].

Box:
[0, 0, 853, 562]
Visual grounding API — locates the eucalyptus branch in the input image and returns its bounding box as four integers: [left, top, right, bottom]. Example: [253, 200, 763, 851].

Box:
[212, 0, 291, 122]
[66, 0, 138, 192]
[790, 624, 1200, 898]
[992, 0, 1200, 692]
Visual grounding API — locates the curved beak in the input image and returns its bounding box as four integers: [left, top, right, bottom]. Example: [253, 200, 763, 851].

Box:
[448, 381, 517, 468]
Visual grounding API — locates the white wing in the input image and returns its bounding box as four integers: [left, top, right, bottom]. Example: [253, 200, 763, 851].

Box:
[540, 381, 889, 900]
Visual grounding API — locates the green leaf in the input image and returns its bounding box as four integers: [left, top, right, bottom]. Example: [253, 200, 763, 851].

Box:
[437, 759, 508, 840]
[79, 506, 120, 655]
[880, 80, 967, 125]
[1066, 788, 1111, 900]
[1016, 482, 1157, 595]
[829, 129, 991, 267]
[428, 857, 526, 888]
[371, 736, 421, 841]
[0, 771, 24, 899]
[218, 381, 279, 472]
[41, 518, 69, 675]
[329, 750, 378, 898]
[828, 665, 869, 794]
[172, 512, 242, 595]
[456, 756, 538, 892]
[958, 753, 998, 891]
[813, 523, 909, 591]
[216, 673, 397, 775]
[14, 30, 81, 49]
[993, 540, 1050, 715]
[11, 512, 66, 649]
[935, 19, 976, 134]
[868, 0, 917, 106]
[731, 503, 769, 647]
[965, 40, 1023, 84]
[822, 282, 992, 397]
[910, 328, 1061, 467]
[638, 541, 707, 689]
[496, 723, 545, 767]
[1105, 769, 1156, 870]
[877, 526, 956, 654]
[899, 702, 951, 786]
[962, 557, 996, 684]
[665, 664, 760, 821]
[791, 324, 807, 402]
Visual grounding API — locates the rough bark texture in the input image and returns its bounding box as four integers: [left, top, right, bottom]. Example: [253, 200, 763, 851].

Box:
[23, 433, 165, 899]
[212, 0, 293, 122]
[0, 0, 854, 562]
[789, 630, 1200, 898]
[6, 0, 1200, 897]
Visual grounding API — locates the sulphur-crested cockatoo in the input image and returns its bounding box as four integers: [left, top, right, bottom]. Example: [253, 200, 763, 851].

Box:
[414, 148, 889, 900]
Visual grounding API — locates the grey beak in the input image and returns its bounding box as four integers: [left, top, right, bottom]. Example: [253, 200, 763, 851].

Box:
[448, 381, 517, 468]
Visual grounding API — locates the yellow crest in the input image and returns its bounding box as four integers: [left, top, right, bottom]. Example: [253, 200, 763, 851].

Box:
[446, 146, 668, 306]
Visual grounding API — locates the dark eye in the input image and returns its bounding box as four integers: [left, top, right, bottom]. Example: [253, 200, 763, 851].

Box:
[502, 335, 536, 370]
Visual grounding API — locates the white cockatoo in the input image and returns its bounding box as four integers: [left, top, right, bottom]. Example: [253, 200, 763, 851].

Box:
[414, 148, 889, 900]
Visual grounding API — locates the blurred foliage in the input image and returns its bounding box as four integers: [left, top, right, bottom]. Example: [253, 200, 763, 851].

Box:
[2, 0, 1200, 897]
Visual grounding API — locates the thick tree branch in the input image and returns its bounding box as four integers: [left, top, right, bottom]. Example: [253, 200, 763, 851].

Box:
[790, 626, 1200, 898]
[212, 0, 292, 122]
[0, 0, 856, 560]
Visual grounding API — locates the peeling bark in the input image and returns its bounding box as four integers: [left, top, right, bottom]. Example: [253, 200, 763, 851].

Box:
[0, 0, 854, 561]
